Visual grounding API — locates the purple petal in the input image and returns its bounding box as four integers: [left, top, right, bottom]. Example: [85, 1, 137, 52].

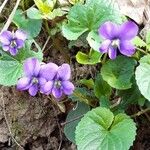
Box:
[38, 77, 47, 86]
[39, 63, 58, 80]
[9, 47, 18, 56]
[119, 21, 138, 40]
[17, 77, 31, 90]
[52, 87, 62, 98]
[119, 41, 135, 56]
[0, 31, 12, 45]
[28, 84, 38, 96]
[98, 22, 119, 40]
[108, 47, 117, 59]
[15, 30, 27, 41]
[57, 64, 71, 81]
[62, 81, 74, 95]
[2, 45, 9, 51]
[16, 39, 24, 49]
[99, 40, 111, 53]
[24, 58, 40, 77]
[40, 81, 54, 95]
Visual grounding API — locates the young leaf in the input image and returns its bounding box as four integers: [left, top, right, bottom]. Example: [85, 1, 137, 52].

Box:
[64, 102, 90, 143]
[13, 9, 42, 38]
[79, 78, 94, 89]
[76, 50, 102, 65]
[135, 55, 150, 101]
[75, 107, 137, 150]
[62, 0, 121, 41]
[101, 56, 136, 90]
[94, 73, 111, 99]
[132, 36, 146, 48]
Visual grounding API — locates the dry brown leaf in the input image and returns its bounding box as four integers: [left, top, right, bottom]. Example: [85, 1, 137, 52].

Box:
[115, 0, 149, 24]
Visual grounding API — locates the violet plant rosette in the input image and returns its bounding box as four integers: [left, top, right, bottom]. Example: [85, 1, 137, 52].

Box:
[98, 21, 139, 59]
[40, 63, 75, 99]
[17, 58, 46, 96]
[0, 30, 27, 56]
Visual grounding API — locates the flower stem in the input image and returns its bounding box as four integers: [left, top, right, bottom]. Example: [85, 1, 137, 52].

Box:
[136, 47, 148, 55]
[131, 107, 150, 118]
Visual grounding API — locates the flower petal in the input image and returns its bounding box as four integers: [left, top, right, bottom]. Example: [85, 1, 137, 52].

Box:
[17, 77, 31, 90]
[16, 39, 24, 49]
[9, 47, 18, 56]
[15, 30, 27, 41]
[98, 22, 119, 40]
[0, 31, 12, 45]
[52, 87, 62, 99]
[38, 77, 47, 86]
[108, 47, 117, 60]
[119, 21, 138, 40]
[39, 63, 58, 80]
[40, 81, 54, 95]
[24, 58, 40, 77]
[119, 41, 135, 56]
[62, 81, 75, 95]
[2, 45, 9, 51]
[99, 40, 111, 53]
[57, 64, 71, 81]
[28, 84, 38, 96]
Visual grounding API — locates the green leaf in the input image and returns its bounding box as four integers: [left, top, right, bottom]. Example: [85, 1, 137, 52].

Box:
[135, 55, 150, 101]
[118, 81, 145, 109]
[86, 31, 102, 51]
[94, 73, 111, 99]
[75, 107, 136, 150]
[69, 87, 96, 105]
[132, 36, 146, 48]
[64, 102, 90, 143]
[0, 52, 23, 86]
[27, 7, 43, 19]
[62, 0, 121, 40]
[79, 78, 94, 89]
[76, 50, 102, 64]
[13, 9, 42, 38]
[99, 96, 111, 108]
[101, 56, 136, 90]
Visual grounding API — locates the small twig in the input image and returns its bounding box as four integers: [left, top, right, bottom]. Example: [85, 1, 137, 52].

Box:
[1, 92, 24, 149]
[0, 0, 9, 14]
[131, 107, 150, 118]
[0, 0, 21, 34]
[61, 115, 84, 126]
[42, 36, 51, 52]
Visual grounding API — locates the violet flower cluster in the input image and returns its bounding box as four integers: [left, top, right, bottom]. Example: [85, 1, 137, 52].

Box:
[98, 21, 138, 59]
[17, 58, 75, 98]
[0, 30, 27, 56]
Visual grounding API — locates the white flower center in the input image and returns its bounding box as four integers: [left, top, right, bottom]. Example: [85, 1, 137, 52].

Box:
[32, 77, 38, 84]
[112, 39, 120, 47]
[54, 80, 61, 88]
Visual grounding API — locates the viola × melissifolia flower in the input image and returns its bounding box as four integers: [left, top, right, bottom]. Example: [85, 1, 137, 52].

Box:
[40, 63, 75, 99]
[99, 21, 138, 59]
[17, 58, 46, 96]
[0, 30, 27, 56]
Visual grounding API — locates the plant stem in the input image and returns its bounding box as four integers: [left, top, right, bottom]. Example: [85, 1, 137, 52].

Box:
[131, 107, 150, 118]
[0, 0, 22, 34]
[101, 53, 107, 64]
[136, 47, 148, 55]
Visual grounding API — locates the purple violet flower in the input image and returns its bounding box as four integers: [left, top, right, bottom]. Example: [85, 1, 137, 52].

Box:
[40, 63, 75, 99]
[17, 58, 46, 96]
[98, 21, 138, 59]
[0, 30, 27, 56]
